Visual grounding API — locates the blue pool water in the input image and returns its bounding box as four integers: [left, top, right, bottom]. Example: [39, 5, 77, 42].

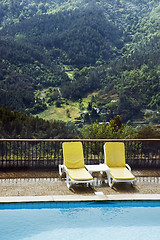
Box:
[0, 201, 160, 240]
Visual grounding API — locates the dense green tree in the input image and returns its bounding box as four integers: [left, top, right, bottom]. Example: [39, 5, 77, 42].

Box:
[137, 126, 160, 139]
[82, 115, 137, 139]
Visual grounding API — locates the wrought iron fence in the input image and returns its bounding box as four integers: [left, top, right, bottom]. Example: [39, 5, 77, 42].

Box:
[0, 139, 160, 170]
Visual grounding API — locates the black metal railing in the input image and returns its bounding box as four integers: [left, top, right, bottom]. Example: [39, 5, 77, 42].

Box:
[0, 139, 160, 170]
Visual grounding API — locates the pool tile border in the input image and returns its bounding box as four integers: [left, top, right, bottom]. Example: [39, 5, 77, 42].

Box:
[1, 194, 160, 203]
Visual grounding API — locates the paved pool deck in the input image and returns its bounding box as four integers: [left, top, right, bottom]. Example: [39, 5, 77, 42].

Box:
[1, 194, 160, 203]
[1, 169, 160, 203]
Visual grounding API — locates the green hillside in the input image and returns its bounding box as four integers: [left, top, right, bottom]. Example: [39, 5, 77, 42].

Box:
[0, 105, 80, 138]
[0, 0, 160, 124]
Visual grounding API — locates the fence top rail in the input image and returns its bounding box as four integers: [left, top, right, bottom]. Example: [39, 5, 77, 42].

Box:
[0, 139, 160, 142]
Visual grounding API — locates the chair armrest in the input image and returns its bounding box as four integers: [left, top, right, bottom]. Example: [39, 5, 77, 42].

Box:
[63, 165, 68, 172]
[59, 164, 68, 176]
[125, 163, 131, 171]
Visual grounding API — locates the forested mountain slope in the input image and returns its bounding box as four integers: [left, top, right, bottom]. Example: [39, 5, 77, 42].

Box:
[0, 0, 160, 123]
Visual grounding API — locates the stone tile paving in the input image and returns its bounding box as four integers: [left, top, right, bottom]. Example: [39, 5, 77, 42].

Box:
[0, 170, 160, 197]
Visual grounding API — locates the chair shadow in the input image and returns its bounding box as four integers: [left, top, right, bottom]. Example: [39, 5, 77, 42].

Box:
[111, 182, 140, 193]
[70, 184, 95, 194]
[94, 175, 140, 194]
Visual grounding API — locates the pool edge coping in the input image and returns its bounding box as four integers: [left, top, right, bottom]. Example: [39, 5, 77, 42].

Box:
[1, 194, 160, 203]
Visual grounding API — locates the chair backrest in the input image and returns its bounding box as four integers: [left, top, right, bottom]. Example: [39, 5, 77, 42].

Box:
[104, 142, 126, 167]
[63, 142, 85, 169]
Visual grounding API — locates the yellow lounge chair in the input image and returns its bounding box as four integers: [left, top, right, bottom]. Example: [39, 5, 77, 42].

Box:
[59, 142, 94, 189]
[104, 142, 135, 188]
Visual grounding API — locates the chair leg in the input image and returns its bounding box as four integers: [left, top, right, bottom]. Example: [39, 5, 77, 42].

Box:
[132, 180, 135, 186]
[110, 179, 115, 188]
[90, 181, 95, 189]
[67, 180, 72, 189]
[59, 165, 63, 177]
[66, 172, 72, 189]
[108, 175, 114, 188]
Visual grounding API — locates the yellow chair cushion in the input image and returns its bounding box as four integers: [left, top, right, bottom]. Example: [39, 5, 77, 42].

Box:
[63, 142, 85, 169]
[104, 142, 126, 167]
[110, 167, 135, 180]
[68, 168, 93, 181]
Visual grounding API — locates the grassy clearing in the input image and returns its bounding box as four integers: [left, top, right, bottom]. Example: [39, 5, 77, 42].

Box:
[35, 102, 79, 121]
[35, 92, 98, 121]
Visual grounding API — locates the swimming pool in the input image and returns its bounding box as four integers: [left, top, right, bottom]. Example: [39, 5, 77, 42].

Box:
[0, 201, 160, 240]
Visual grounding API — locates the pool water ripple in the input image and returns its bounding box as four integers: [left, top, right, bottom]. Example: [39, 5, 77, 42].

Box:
[0, 201, 160, 240]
